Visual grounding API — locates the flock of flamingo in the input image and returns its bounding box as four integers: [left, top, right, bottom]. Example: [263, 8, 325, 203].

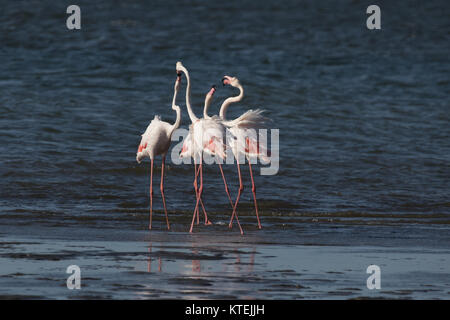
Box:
[136, 62, 271, 234]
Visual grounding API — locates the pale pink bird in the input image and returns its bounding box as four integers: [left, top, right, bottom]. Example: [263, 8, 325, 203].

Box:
[219, 75, 271, 230]
[176, 62, 230, 233]
[180, 85, 216, 225]
[136, 73, 182, 230]
[181, 84, 240, 231]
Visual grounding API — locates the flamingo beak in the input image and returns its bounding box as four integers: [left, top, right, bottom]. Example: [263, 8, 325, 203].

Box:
[208, 85, 217, 96]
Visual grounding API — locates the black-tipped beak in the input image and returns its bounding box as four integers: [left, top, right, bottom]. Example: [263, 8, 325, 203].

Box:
[211, 84, 216, 89]
[222, 78, 226, 86]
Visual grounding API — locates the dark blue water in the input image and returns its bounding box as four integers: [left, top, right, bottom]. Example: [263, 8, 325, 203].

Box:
[0, 0, 449, 299]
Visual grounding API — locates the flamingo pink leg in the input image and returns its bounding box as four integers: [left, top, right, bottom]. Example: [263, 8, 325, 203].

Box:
[193, 163, 208, 225]
[199, 163, 212, 225]
[190, 161, 202, 232]
[193, 163, 200, 224]
[196, 161, 211, 225]
[218, 163, 233, 208]
[160, 155, 170, 230]
[199, 191, 208, 224]
[220, 163, 243, 235]
[149, 158, 154, 230]
[190, 157, 211, 232]
[248, 160, 262, 229]
[229, 161, 244, 230]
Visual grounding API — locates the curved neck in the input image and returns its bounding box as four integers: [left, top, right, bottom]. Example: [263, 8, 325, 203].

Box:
[180, 66, 198, 123]
[219, 84, 244, 120]
[203, 93, 214, 119]
[171, 106, 181, 132]
[171, 85, 181, 131]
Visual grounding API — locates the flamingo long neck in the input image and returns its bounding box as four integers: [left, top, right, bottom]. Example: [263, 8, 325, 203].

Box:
[203, 93, 214, 119]
[219, 84, 244, 120]
[180, 67, 198, 123]
[203, 98, 211, 119]
[171, 86, 181, 132]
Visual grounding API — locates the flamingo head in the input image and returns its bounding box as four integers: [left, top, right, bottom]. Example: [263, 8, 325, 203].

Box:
[176, 61, 185, 73]
[222, 75, 240, 87]
[207, 85, 216, 96]
[204, 85, 216, 106]
[175, 71, 182, 90]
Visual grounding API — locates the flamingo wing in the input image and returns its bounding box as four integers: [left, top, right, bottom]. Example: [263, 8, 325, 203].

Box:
[204, 136, 226, 159]
[224, 109, 271, 129]
[229, 127, 271, 163]
[180, 132, 194, 158]
[194, 119, 227, 160]
[245, 136, 270, 163]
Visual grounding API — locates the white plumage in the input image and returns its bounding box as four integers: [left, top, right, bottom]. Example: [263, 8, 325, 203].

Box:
[219, 76, 271, 163]
[218, 75, 272, 230]
[135, 74, 182, 230]
[180, 87, 227, 161]
[136, 115, 174, 163]
[176, 62, 230, 233]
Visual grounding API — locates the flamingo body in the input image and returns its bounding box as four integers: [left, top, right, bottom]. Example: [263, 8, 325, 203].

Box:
[218, 75, 273, 230]
[137, 115, 174, 163]
[136, 73, 182, 230]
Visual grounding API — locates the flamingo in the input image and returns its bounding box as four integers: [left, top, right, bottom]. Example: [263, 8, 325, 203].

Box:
[219, 75, 271, 230]
[175, 62, 232, 233]
[180, 85, 217, 225]
[136, 72, 182, 230]
[181, 84, 241, 232]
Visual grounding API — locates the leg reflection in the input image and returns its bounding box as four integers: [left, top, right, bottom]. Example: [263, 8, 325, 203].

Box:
[147, 243, 152, 272]
[147, 242, 162, 273]
[192, 248, 201, 273]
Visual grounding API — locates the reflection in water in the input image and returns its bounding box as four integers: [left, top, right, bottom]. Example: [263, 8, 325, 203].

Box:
[249, 248, 255, 273]
[234, 248, 256, 273]
[147, 243, 162, 273]
[144, 242, 256, 277]
[235, 251, 241, 272]
[192, 248, 201, 273]
[132, 240, 261, 299]
[187, 245, 256, 276]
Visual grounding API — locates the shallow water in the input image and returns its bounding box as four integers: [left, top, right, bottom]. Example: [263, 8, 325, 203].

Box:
[0, 0, 449, 299]
[1, 228, 449, 300]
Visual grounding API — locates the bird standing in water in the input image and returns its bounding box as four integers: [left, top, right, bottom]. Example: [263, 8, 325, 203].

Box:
[136, 73, 182, 230]
[181, 85, 239, 231]
[219, 75, 271, 230]
[176, 62, 228, 233]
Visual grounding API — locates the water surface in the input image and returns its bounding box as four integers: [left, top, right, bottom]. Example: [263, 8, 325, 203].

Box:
[0, 0, 449, 299]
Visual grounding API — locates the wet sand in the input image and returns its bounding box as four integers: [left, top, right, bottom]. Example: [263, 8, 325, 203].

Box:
[1, 0, 449, 301]
[0, 220, 449, 299]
